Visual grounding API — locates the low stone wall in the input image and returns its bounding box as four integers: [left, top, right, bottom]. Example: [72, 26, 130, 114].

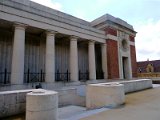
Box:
[58, 88, 85, 107]
[0, 88, 84, 118]
[0, 89, 33, 118]
[0, 79, 153, 118]
[86, 79, 152, 109]
[98, 79, 153, 94]
[120, 79, 153, 93]
[86, 83, 125, 109]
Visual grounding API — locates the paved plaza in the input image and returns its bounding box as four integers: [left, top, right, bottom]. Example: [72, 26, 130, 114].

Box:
[81, 86, 160, 120]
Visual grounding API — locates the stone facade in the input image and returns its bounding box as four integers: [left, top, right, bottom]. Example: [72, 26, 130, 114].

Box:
[91, 14, 137, 79]
[0, 0, 137, 89]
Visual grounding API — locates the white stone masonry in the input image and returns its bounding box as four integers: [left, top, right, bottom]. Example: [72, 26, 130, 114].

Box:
[45, 31, 56, 83]
[88, 41, 96, 80]
[70, 36, 78, 82]
[11, 24, 26, 84]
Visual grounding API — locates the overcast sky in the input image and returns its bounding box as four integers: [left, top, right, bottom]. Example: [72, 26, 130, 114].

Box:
[31, 0, 160, 62]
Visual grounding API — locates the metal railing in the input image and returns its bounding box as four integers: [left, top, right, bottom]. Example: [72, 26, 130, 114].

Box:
[0, 68, 11, 84]
[79, 70, 89, 81]
[24, 69, 45, 83]
[96, 70, 104, 79]
[0, 69, 104, 84]
[55, 70, 70, 82]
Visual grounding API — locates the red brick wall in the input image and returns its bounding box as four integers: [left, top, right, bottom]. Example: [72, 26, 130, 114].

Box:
[130, 35, 135, 42]
[105, 27, 117, 36]
[130, 45, 137, 77]
[107, 39, 119, 79]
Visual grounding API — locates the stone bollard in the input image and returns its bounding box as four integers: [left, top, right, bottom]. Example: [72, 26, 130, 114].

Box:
[26, 89, 58, 120]
[86, 83, 125, 109]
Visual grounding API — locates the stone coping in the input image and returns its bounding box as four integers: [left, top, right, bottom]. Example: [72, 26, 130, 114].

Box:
[91, 14, 134, 31]
[95, 79, 153, 93]
[0, 89, 34, 94]
[96, 79, 152, 85]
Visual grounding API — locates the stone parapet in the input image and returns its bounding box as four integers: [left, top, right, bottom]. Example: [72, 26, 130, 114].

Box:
[0, 87, 84, 118]
[0, 89, 33, 118]
[86, 79, 152, 109]
[99, 79, 153, 94]
[86, 83, 125, 109]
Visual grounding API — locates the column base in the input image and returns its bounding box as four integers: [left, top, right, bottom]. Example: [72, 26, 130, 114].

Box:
[86, 80, 98, 84]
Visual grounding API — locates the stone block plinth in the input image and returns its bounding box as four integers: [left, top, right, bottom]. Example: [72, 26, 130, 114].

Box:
[86, 83, 125, 109]
[26, 89, 58, 120]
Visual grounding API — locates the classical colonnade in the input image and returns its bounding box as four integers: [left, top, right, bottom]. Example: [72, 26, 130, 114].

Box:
[11, 23, 107, 85]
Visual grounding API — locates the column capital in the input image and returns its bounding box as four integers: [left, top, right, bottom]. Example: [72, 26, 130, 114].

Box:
[89, 40, 95, 45]
[70, 35, 79, 40]
[101, 43, 107, 46]
[46, 30, 57, 36]
[14, 22, 27, 30]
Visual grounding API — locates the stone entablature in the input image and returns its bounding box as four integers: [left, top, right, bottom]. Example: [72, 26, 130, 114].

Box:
[0, 0, 106, 43]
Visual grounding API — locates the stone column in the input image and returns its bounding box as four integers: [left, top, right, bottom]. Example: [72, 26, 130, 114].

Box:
[88, 41, 96, 80]
[45, 31, 56, 83]
[11, 23, 26, 84]
[101, 43, 108, 79]
[70, 36, 78, 82]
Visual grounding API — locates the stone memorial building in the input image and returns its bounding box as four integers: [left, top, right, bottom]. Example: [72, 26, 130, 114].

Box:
[0, 0, 137, 88]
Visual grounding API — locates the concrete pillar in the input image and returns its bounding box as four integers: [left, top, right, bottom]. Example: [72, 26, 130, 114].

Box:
[88, 41, 96, 80]
[70, 36, 78, 82]
[45, 31, 56, 83]
[26, 89, 58, 120]
[11, 23, 26, 84]
[101, 43, 108, 79]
